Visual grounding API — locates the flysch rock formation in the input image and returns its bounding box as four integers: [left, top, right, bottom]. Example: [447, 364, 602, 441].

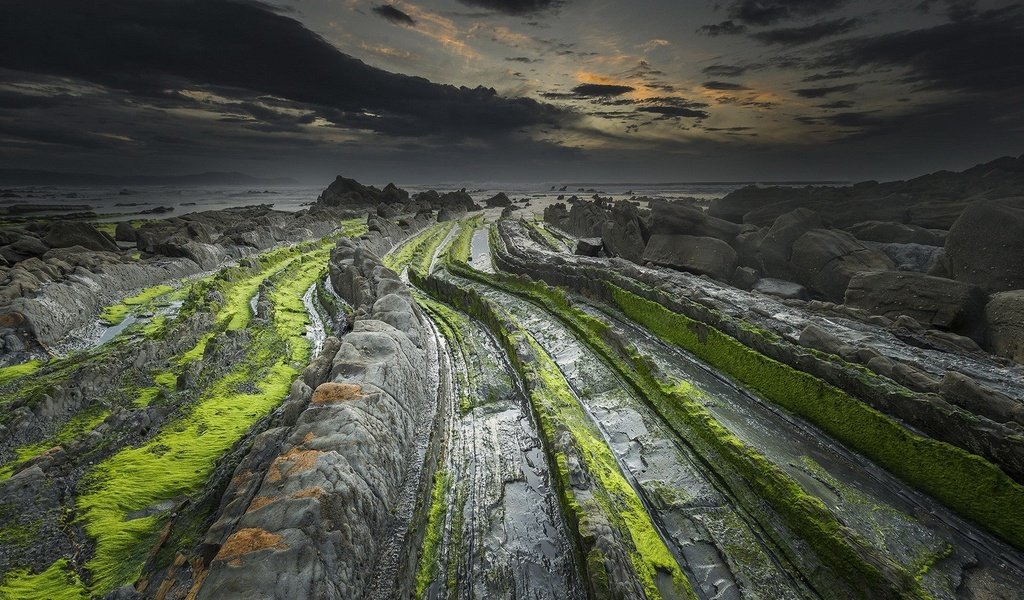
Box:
[193, 231, 437, 599]
[0, 205, 353, 359]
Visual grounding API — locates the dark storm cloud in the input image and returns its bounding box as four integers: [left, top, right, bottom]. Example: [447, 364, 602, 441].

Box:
[818, 100, 855, 109]
[697, 20, 747, 36]
[638, 106, 709, 119]
[571, 84, 635, 97]
[506, 56, 540, 63]
[701, 64, 750, 77]
[372, 5, 416, 26]
[793, 83, 858, 98]
[0, 90, 72, 110]
[751, 18, 862, 46]
[726, 0, 849, 25]
[703, 81, 750, 91]
[455, 0, 562, 15]
[0, 0, 568, 141]
[802, 69, 855, 82]
[819, 6, 1024, 93]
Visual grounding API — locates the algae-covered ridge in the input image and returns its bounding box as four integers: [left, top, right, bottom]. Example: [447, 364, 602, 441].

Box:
[426, 227, 937, 598]
[412, 225, 697, 600]
[0, 219, 365, 598]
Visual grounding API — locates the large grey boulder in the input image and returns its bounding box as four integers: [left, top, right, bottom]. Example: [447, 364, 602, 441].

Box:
[790, 229, 895, 301]
[0, 236, 49, 263]
[646, 201, 743, 242]
[986, 290, 1024, 364]
[641, 234, 737, 281]
[870, 242, 942, 273]
[945, 199, 1024, 292]
[600, 203, 646, 262]
[759, 208, 825, 280]
[845, 271, 987, 340]
[44, 221, 120, 252]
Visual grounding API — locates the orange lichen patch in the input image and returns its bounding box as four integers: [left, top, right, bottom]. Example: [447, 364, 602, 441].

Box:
[215, 528, 288, 563]
[229, 469, 252, 488]
[311, 382, 365, 405]
[247, 495, 277, 512]
[301, 431, 316, 444]
[0, 312, 25, 327]
[292, 486, 323, 500]
[265, 447, 323, 483]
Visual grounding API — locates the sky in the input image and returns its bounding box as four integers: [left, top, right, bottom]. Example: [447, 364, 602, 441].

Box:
[0, 0, 1022, 184]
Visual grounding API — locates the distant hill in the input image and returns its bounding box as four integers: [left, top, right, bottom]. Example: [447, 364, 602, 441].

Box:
[0, 169, 299, 186]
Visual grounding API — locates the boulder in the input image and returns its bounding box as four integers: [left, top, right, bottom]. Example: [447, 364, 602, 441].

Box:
[0, 236, 49, 264]
[600, 203, 646, 263]
[986, 290, 1024, 363]
[575, 238, 603, 257]
[731, 266, 759, 291]
[753, 278, 810, 301]
[759, 208, 825, 280]
[647, 201, 743, 242]
[944, 199, 1024, 292]
[114, 221, 137, 242]
[790, 229, 895, 301]
[847, 221, 942, 245]
[844, 271, 987, 340]
[870, 242, 942, 273]
[484, 192, 512, 208]
[562, 202, 608, 237]
[437, 206, 464, 222]
[939, 371, 1024, 426]
[641, 234, 737, 281]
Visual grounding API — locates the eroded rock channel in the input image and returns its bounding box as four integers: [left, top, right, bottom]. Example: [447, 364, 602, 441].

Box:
[2, 173, 1024, 600]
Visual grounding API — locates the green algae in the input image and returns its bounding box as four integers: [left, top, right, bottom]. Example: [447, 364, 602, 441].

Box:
[383, 221, 454, 276]
[609, 284, 1024, 553]
[99, 284, 174, 326]
[430, 258, 925, 599]
[0, 559, 87, 600]
[415, 468, 452, 598]
[0, 360, 42, 387]
[0, 235, 339, 597]
[412, 265, 696, 600]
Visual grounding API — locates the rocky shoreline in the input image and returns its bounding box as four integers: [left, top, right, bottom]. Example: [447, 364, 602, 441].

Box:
[2, 161, 1024, 599]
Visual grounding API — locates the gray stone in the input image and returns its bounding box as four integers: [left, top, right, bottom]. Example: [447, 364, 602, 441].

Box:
[790, 228, 894, 302]
[641, 234, 737, 281]
[845, 271, 987, 340]
[752, 278, 810, 300]
[986, 290, 1024, 364]
[945, 199, 1024, 292]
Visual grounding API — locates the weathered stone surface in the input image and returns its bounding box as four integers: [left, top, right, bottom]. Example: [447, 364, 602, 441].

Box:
[986, 290, 1024, 364]
[198, 225, 434, 600]
[945, 199, 1024, 292]
[646, 200, 744, 242]
[847, 221, 943, 245]
[600, 203, 647, 263]
[845, 271, 987, 340]
[641, 234, 737, 281]
[759, 208, 825, 280]
[484, 192, 512, 207]
[790, 228, 894, 301]
[753, 278, 810, 300]
[0, 236, 49, 263]
[939, 371, 1024, 427]
[575, 237, 603, 257]
[44, 221, 120, 252]
[870, 242, 942, 273]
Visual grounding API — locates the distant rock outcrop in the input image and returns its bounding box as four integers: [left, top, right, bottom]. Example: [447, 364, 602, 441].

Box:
[708, 154, 1024, 228]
